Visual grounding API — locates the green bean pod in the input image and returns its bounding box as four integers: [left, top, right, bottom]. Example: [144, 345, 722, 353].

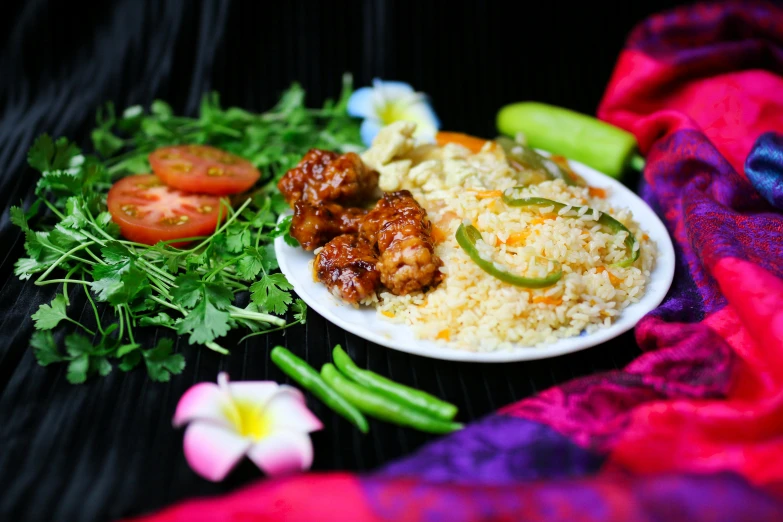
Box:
[332, 345, 458, 421]
[496, 102, 642, 179]
[270, 346, 369, 434]
[321, 364, 463, 435]
[456, 223, 563, 288]
[501, 192, 640, 267]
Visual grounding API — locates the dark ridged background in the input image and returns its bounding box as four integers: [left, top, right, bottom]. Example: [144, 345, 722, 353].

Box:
[0, 1, 694, 520]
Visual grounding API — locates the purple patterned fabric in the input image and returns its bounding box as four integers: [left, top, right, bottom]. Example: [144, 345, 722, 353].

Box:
[746, 132, 783, 210]
[381, 415, 603, 483]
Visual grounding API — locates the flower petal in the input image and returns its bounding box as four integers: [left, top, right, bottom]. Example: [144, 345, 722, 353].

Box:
[347, 86, 377, 119]
[182, 422, 251, 482]
[398, 101, 441, 142]
[372, 79, 415, 101]
[172, 382, 232, 429]
[264, 385, 323, 433]
[226, 381, 281, 410]
[247, 430, 314, 476]
[361, 119, 383, 146]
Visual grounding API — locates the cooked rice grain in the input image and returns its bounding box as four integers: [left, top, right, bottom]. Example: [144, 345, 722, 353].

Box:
[376, 179, 657, 352]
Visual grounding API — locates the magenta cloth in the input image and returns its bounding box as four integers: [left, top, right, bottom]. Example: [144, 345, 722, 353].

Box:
[128, 2, 783, 521]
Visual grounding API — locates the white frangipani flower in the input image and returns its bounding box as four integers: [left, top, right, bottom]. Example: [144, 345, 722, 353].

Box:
[173, 372, 322, 482]
[347, 79, 440, 145]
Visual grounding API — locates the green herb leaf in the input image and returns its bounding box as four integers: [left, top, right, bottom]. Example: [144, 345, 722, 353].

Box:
[32, 294, 70, 330]
[30, 331, 65, 365]
[116, 343, 141, 358]
[139, 312, 174, 327]
[91, 243, 149, 306]
[143, 338, 185, 382]
[171, 274, 202, 308]
[67, 354, 90, 384]
[10, 205, 28, 230]
[250, 273, 293, 314]
[177, 298, 231, 345]
[225, 225, 252, 253]
[28, 134, 81, 172]
[269, 215, 299, 247]
[64, 333, 94, 357]
[292, 298, 307, 324]
[236, 247, 266, 279]
[119, 351, 142, 372]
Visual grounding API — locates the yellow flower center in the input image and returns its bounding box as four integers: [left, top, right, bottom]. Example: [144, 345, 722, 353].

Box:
[377, 101, 411, 125]
[225, 400, 269, 440]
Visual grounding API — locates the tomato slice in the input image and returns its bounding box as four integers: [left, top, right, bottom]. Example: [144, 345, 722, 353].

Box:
[107, 174, 223, 246]
[149, 145, 261, 195]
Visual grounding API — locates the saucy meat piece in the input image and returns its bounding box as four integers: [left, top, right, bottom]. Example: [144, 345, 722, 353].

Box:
[278, 149, 379, 206]
[360, 190, 443, 295]
[315, 235, 381, 304]
[290, 200, 367, 251]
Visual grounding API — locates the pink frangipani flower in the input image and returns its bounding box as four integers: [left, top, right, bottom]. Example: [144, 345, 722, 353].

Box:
[173, 372, 322, 482]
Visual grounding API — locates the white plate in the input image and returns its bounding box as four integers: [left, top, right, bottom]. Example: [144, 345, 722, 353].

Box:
[275, 156, 675, 362]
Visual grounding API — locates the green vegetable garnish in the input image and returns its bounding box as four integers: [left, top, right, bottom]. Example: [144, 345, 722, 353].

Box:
[332, 345, 458, 421]
[501, 192, 640, 267]
[12, 75, 363, 383]
[321, 364, 463, 435]
[455, 223, 563, 289]
[495, 136, 579, 186]
[496, 101, 643, 179]
[270, 346, 369, 434]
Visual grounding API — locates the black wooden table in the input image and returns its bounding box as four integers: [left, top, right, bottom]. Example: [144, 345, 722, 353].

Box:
[0, 1, 691, 520]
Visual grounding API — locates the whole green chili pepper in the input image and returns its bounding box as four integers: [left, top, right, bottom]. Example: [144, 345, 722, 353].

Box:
[321, 364, 463, 435]
[495, 136, 580, 186]
[455, 223, 563, 288]
[332, 345, 458, 421]
[270, 346, 369, 434]
[501, 192, 640, 267]
[496, 102, 644, 179]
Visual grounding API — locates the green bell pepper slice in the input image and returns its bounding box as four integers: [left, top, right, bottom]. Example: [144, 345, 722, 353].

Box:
[501, 192, 640, 268]
[495, 136, 580, 187]
[455, 223, 563, 288]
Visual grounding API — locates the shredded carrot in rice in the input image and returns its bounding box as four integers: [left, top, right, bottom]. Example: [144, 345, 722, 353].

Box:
[588, 187, 607, 199]
[469, 189, 503, 199]
[530, 216, 556, 225]
[597, 266, 622, 285]
[381, 310, 395, 318]
[532, 296, 563, 306]
[503, 231, 531, 246]
[436, 329, 451, 341]
[431, 225, 447, 243]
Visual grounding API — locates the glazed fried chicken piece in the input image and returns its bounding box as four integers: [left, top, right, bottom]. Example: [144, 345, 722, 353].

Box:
[290, 200, 367, 251]
[360, 190, 443, 295]
[278, 149, 379, 206]
[315, 235, 381, 304]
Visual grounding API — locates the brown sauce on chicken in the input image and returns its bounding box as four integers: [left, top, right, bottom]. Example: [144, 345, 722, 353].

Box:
[290, 200, 366, 251]
[278, 149, 379, 206]
[361, 190, 443, 295]
[280, 149, 443, 303]
[314, 235, 381, 304]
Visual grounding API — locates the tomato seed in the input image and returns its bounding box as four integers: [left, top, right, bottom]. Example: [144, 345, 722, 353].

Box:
[170, 162, 193, 173]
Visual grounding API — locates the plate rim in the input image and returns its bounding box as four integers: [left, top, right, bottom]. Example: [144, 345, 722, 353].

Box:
[275, 155, 675, 363]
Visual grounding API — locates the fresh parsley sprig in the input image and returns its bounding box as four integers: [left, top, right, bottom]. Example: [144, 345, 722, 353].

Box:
[12, 75, 363, 383]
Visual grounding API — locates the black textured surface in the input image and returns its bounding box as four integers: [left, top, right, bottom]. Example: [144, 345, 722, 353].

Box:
[0, 1, 692, 520]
